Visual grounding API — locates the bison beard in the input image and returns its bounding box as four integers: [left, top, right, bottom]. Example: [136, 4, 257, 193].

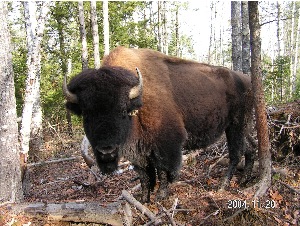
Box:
[64, 47, 255, 203]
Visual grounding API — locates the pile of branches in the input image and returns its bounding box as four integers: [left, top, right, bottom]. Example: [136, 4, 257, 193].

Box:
[267, 100, 300, 161]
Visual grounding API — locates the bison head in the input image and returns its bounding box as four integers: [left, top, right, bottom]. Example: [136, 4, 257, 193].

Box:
[63, 67, 143, 174]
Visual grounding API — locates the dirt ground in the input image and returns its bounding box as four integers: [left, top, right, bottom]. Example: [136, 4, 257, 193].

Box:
[1, 103, 300, 225]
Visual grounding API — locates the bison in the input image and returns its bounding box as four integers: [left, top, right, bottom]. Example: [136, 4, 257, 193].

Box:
[63, 46, 254, 202]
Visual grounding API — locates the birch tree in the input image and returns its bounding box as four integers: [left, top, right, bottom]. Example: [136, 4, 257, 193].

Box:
[231, 1, 242, 71]
[0, 1, 23, 203]
[208, 2, 214, 64]
[78, 1, 88, 69]
[103, 0, 109, 56]
[157, 1, 162, 52]
[290, 2, 298, 97]
[20, 1, 50, 165]
[241, 1, 250, 74]
[249, 1, 272, 198]
[91, 0, 100, 68]
[292, 11, 300, 95]
[174, 2, 179, 57]
[162, 1, 168, 55]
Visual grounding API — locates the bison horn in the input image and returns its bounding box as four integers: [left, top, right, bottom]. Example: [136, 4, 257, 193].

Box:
[129, 67, 143, 99]
[62, 74, 78, 103]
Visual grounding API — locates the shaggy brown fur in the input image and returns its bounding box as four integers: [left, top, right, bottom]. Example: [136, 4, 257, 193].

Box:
[65, 46, 254, 202]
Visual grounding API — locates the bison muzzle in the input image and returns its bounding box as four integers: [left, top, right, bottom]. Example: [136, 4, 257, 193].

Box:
[63, 46, 254, 203]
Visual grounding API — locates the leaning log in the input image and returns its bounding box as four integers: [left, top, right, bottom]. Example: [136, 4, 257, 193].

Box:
[8, 201, 123, 226]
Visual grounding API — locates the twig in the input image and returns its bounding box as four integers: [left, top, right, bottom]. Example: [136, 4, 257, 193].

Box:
[171, 198, 178, 218]
[90, 165, 103, 181]
[223, 209, 245, 222]
[207, 153, 229, 177]
[121, 190, 158, 223]
[199, 209, 220, 225]
[123, 203, 132, 226]
[277, 180, 300, 195]
[27, 156, 80, 168]
[47, 121, 66, 147]
[157, 202, 177, 226]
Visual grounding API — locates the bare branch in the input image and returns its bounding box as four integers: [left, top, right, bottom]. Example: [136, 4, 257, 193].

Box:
[121, 190, 157, 223]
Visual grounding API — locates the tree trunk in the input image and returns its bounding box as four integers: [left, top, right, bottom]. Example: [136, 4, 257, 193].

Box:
[78, 1, 88, 69]
[231, 1, 242, 71]
[289, 2, 296, 99]
[241, 1, 251, 75]
[292, 11, 300, 95]
[0, 1, 23, 203]
[248, 1, 272, 198]
[103, 0, 110, 56]
[91, 0, 101, 68]
[29, 89, 43, 161]
[20, 1, 50, 167]
[9, 202, 123, 225]
[208, 2, 214, 64]
[162, 1, 168, 55]
[54, 2, 73, 136]
[175, 3, 179, 57]
[157, 1, 162, 52]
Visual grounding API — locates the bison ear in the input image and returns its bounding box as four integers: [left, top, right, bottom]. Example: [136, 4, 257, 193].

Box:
[66, 102, 82, 116]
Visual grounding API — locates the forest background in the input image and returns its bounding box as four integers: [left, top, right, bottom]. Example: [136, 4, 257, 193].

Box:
[6, 1, 300, 163]
[1, 1, 299, 224]
[9, 1, 300, 130]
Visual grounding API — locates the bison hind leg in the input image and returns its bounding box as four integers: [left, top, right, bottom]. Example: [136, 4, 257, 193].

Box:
[220, 125, 244, 190]
[240, 134, 256, 185]
[156, 169, 180, 201]
[156, 170, 169, 200]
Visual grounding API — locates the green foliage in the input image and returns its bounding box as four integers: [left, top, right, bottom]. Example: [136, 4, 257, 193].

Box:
[108, 1, 157, 49]
[7, 1, 300, 172]
[9, 2, 27, 117]
[262, 55, 292, 104]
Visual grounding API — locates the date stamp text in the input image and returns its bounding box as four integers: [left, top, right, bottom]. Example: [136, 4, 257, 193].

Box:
[227, 199, 277, 209]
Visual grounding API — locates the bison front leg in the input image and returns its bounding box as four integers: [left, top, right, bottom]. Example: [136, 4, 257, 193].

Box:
[156, 170, 169, 200]
[134, 166, 151, 203]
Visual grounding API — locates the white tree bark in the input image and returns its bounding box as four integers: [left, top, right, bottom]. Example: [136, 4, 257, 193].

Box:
[277, 3, 284, 57]
[290, 2, 297, 97]
[208, 2, 214, 64]
[292, 11, 300, 95]
[0, 1, 23, 203]
[103, 0, 110, 56]
[157, 1, 162, 52]
[162, 1, 168, 55]
[20, 1, 50, 163]
[241, 1, 250, 75]
[91, 0, 101, 69]
[78, 1, 88, 69]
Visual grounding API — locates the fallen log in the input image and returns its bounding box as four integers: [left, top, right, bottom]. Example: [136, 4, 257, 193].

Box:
[8, 201, 123, 226]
